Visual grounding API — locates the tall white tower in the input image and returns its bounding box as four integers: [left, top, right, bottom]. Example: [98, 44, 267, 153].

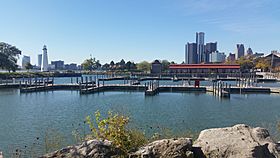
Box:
[41, 45, 49, 72]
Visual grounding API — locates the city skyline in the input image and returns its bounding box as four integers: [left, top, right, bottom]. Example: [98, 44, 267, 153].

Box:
[1, 0, 279, 65]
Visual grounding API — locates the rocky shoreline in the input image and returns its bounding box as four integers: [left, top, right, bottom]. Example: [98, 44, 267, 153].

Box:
[3, 124, 280, 158]
[41, 124, 280, 158]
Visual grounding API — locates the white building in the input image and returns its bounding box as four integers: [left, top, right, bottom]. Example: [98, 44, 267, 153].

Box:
[41, 45, 49, 72]
[209, 51, 226, 63]
[38, 54, 42, 68]
[22, 55, 31, 69]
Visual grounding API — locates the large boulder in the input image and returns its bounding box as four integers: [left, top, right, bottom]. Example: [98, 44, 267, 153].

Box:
[40, 139, 121, 158]
[129, 138, 193, 158]
[194, 124, 280, 158]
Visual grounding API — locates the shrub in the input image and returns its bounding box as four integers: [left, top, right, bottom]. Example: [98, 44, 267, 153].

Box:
[85, 111, 147, 154]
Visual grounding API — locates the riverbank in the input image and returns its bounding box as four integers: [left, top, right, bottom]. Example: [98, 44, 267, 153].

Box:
[40, 124, 279, 158]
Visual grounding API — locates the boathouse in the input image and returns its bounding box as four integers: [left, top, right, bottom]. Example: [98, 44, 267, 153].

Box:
[169, 64, 240, 73]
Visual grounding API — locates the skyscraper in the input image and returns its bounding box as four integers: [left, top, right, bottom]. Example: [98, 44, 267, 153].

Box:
[185, 43, 197, 64]
[246, 47, 253, 56]
[236, 44, 245, 59]
[227, 53, 236, 63]
[38, 54, 42, 68]
[41, 45, 49, 72]
[205, 42, 217, 63]
[22, 55, 31, 69]
[196, 32, 205, 63]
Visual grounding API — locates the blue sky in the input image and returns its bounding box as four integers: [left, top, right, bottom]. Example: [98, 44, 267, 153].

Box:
[0, 0, 279, 65]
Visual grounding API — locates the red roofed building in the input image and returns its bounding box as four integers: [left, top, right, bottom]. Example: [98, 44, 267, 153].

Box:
[169, 64, 240, 73]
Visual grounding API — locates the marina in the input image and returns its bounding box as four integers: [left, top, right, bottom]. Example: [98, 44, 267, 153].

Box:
[0, 76, 280, 98]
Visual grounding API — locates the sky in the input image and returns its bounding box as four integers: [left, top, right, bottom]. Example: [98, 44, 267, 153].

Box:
[0, 0, 279, 65]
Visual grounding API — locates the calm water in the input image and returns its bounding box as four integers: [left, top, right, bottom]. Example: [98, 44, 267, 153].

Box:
[1, 88, 280, 155]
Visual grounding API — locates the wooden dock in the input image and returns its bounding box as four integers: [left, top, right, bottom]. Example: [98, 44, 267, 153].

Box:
[1, 75, 280, 98]
[20, 84, 81, 93]
[80, 84, 146, 94]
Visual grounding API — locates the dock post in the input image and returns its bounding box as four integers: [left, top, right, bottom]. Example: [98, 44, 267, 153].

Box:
[25, 81, 28, 89]
[71, 78, 73, 84]
[19, 81, 22, 90]
[52, 77, 54, 86]
[35, 77, 37, 89]
[45, 77, 50, 85]
[86, 77, 88, 90]
[218, 82, 220, 96]
[29, 77, 32, 86]
[212, 82, 215, 95]
[44, 79, 46, 89]
[81, 77, 84, 84]
[213, 82, 216, 95]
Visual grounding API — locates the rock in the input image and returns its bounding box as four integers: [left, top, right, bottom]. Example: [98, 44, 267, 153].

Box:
[129, 138, 193, 158]
[40, 139, 122, 158]
[194, 124, 280, 158]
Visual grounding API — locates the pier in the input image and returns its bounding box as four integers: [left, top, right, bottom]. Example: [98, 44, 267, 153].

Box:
[0, 75, 279, 98]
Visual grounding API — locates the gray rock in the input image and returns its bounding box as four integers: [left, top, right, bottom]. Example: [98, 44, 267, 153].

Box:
[194, 124, 280, 158]
[129, 138, 193, 158]
[40, 139, 122, 158]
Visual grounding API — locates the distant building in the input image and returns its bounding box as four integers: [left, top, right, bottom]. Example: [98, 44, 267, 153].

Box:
[38, 54, 42, 68]
[151, 60, 162, 74]
[236, 44, 245, 59]
[51, 60, 64, 70]
[264, 51, 280, 68]
[196, 32, 205, 63]
[227, 53, 236, 63]
[77, 65, 82, 70]
[205, 42, 217, 63]
[41, 45, 49, 72]
[185, 43, 197, 64]
[169, 64, 240, 73]
[246, 47, 253, 56]
[65, 63, 77, 70]
[251, 52, 264, 59]
[209, 51, 226, 63]
[22, 55, 31, 69]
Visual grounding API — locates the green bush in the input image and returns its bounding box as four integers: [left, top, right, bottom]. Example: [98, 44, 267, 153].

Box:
[86, 111, 147, 154]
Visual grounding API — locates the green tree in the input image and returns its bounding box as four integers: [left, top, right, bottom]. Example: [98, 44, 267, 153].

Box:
[161, 60, 170, 72]
[236, 57, 254, 72]
[136, 61, 151, 73]
[0, 42, 21, 72]
[25, 62, 33, 71]
[81, 57, 101, 71]
[81, 58, 94, 71]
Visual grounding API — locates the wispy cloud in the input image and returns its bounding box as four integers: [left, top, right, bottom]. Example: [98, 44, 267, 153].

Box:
[177, 0, 280, 33]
